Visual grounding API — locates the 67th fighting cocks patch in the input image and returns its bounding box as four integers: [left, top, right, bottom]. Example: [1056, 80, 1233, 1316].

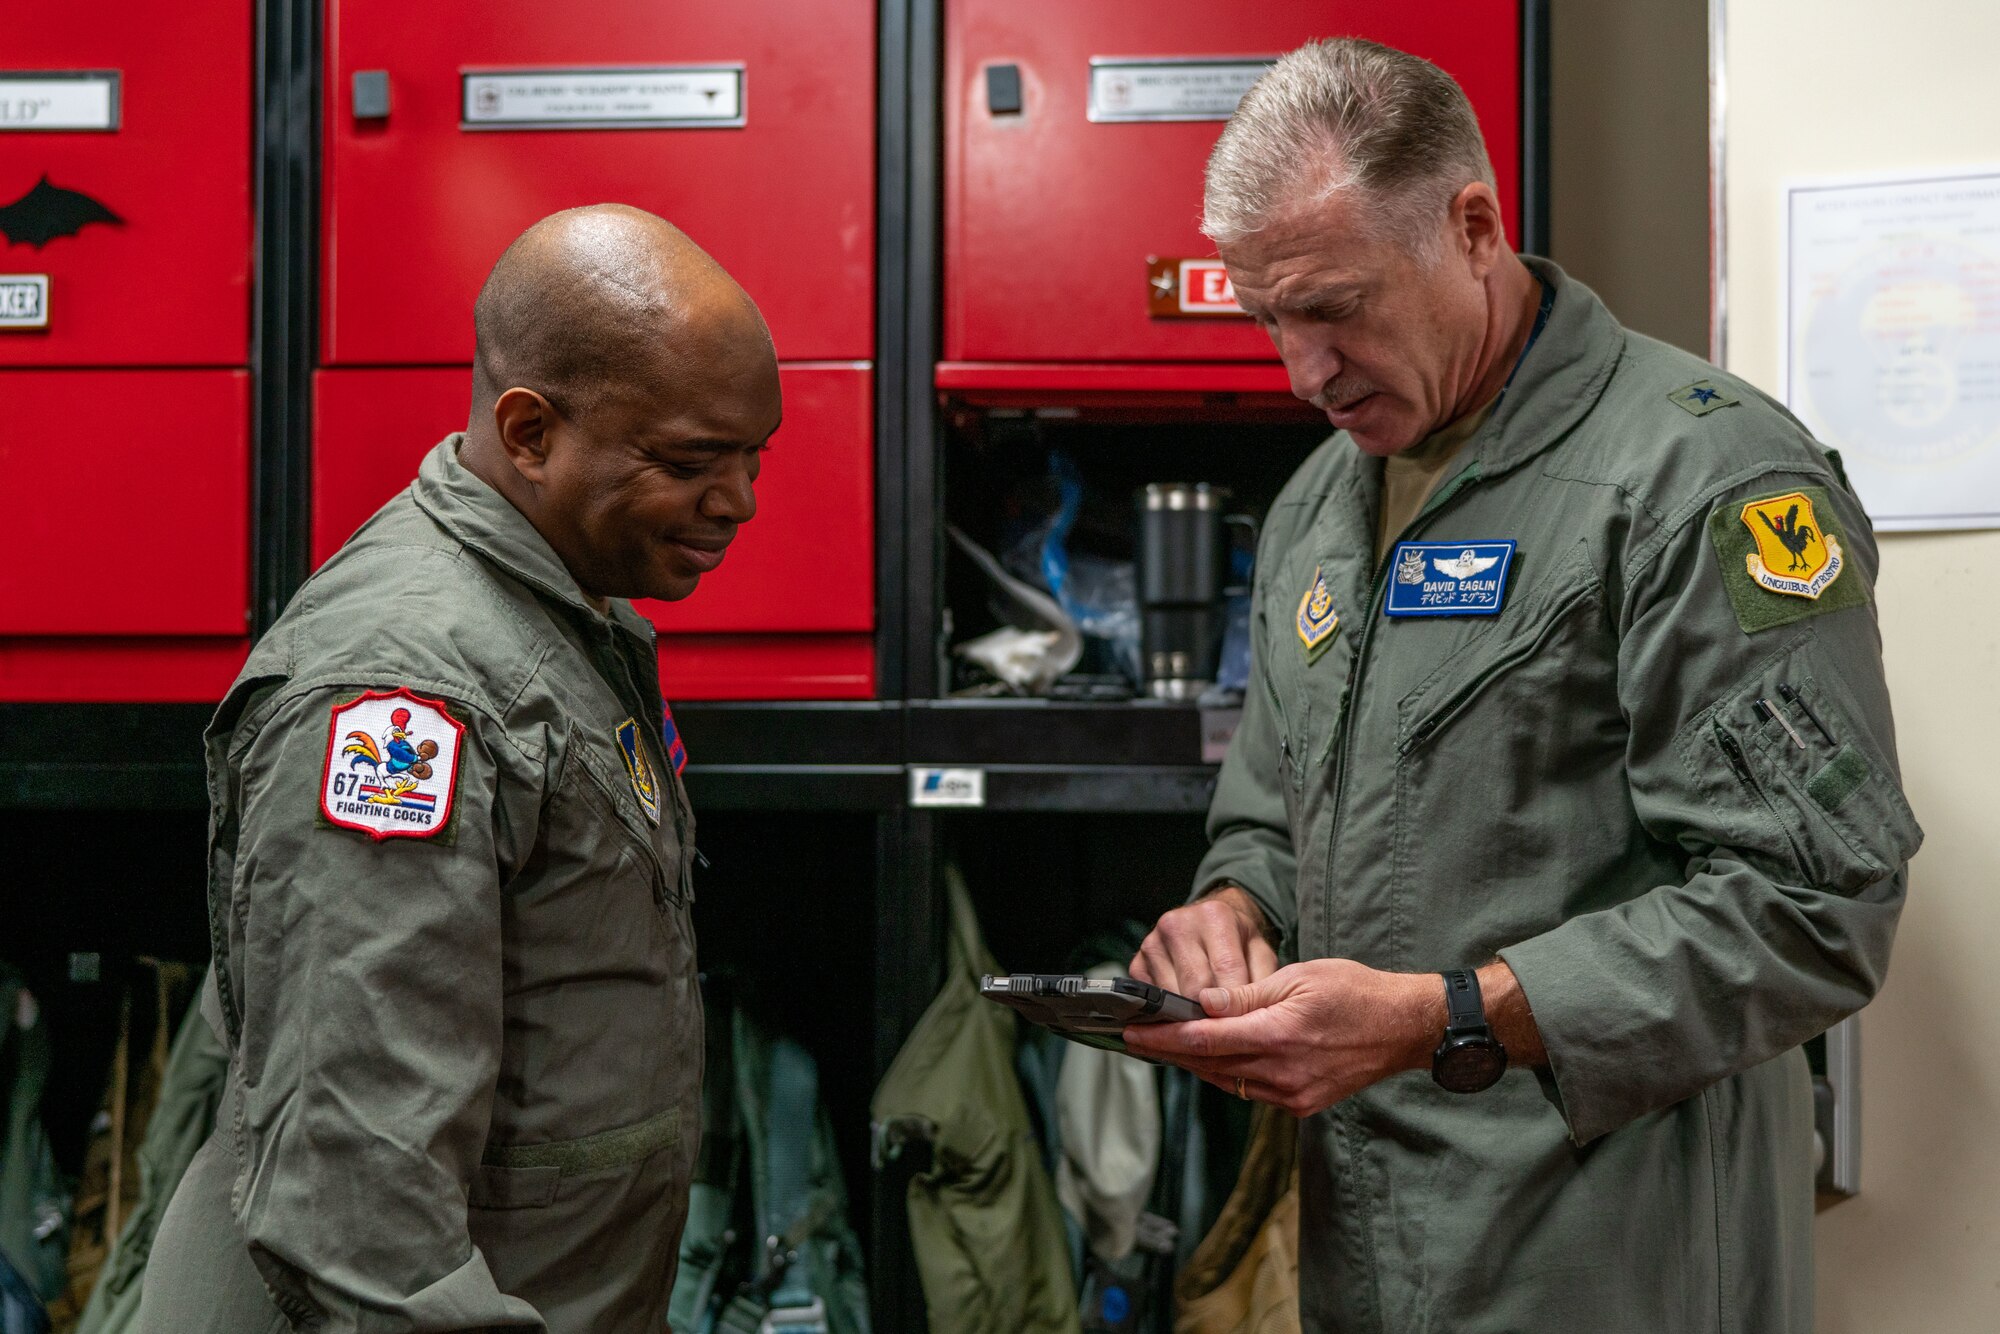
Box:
[321, 688, 465, 840]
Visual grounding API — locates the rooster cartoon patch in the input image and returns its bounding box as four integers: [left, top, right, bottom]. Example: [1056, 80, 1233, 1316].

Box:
[320, 688, 465, 841]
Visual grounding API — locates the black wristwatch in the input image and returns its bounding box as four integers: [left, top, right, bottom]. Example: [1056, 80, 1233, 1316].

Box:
[1431, 969, 1508, 1093]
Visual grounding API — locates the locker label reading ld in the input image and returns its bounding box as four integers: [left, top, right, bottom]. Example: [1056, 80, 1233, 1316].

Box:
[0, 72, 120, 131]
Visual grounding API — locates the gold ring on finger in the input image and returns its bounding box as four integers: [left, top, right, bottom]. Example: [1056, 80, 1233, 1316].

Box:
[1235, 1076, 1247, 1099]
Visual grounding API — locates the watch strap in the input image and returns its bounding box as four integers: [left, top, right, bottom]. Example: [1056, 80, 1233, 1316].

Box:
[1441, 968, 1486, 1034]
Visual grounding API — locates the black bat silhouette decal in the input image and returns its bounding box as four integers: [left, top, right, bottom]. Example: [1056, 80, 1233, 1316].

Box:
[0, 175, 123, 248]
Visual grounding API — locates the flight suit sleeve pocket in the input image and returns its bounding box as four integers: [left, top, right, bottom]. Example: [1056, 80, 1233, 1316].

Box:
[1697, 647, 1922, 895]
[466, 1162, 559, 1210]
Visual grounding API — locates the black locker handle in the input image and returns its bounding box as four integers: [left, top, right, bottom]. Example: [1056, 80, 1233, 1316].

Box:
[985, 64, 1023, 117]
[352, 70, 391, 121]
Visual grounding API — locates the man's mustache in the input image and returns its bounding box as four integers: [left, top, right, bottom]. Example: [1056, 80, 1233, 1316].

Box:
[1312, 375, 1378, 412]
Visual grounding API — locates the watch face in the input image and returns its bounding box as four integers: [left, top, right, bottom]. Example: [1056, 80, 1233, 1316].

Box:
[1435, 1039, 1507, 1094]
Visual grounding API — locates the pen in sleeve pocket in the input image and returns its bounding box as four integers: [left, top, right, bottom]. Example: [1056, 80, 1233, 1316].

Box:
[1778, 683, 1837, 746]
[1754, 698, 1807, 749]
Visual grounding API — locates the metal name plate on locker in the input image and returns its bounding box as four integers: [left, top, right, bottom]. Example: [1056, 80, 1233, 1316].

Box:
[1384, 540, 1518, 617]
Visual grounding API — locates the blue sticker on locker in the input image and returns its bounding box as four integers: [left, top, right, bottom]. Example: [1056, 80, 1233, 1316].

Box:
[1383, 540, 1518, 617]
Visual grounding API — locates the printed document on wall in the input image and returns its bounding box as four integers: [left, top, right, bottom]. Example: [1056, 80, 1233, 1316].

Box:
[1785, 168, 2000, 530]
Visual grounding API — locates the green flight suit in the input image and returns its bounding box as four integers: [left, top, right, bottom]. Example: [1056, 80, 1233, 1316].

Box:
[1196, 258, 1919, 1333]
[138, 437, 702, 1334]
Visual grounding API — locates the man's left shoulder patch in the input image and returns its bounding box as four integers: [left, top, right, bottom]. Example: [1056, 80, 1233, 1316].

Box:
[1707, 484, 1870, 633]
[1669, 379, 1740, 417]
[321, 688, 465, 841]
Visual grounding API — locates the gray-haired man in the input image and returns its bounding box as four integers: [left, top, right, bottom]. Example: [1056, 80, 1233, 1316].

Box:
[1124, 38, 1917, 1331]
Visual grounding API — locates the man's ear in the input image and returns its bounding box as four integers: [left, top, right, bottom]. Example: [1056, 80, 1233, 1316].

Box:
[1449, 181, 1507, 276]
[492, 387, 559, 484]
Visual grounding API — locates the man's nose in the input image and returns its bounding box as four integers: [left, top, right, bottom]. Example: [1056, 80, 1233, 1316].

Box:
[701, 458, 757, 525]
[1277, 324, 1342, 403]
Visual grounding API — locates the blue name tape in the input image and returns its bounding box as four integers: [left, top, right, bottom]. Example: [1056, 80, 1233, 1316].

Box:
[1384, 540, 1518, 617]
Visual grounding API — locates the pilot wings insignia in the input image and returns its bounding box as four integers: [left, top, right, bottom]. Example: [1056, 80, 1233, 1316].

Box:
[1432, 549, 1501, 580]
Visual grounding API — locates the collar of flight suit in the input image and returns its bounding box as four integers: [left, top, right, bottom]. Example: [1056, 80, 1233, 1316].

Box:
[1453, 255, 1626, 489]
[412, 435, 660, 652]
[1290, 256, 1630, 646]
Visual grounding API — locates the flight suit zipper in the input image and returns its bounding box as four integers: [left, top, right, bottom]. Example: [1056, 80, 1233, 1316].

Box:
[1312, 458, 1490, 1334]
[1317, 463, 1485, 957]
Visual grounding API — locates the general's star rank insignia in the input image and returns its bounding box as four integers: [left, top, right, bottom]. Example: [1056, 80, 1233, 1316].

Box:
[616, 718, 663, 826]
[1706, 485, 1869, 633]
[1296, 565, 1339, 663]
[1668, 379, 1740, 416]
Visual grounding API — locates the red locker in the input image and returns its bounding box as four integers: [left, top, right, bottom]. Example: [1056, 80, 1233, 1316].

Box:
[316, 0, 879, 700]
[1, 4, 255, 701]
[314, 365, 875, 699]
[942, 0, 1522, 374]
[0, 3, 254, 367]
[321, 0, 876, 365]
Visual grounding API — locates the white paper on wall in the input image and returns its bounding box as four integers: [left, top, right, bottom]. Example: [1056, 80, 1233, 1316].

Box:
[1784, 167, 2000, 531]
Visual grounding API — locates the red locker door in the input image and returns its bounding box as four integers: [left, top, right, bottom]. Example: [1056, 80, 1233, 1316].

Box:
[0, 2, 254, 367]
[943, 0, 1522, 367]
[321, 0, 876, 366]
[1, 3, 255, 701]
[0, 369, 251, 635]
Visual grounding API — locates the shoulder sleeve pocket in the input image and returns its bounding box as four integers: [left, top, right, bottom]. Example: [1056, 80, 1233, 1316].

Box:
[1691, 637, 1922, 895]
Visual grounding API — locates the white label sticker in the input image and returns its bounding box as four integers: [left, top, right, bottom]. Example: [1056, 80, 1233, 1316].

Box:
[1087, 59, 1272, 123]
[462, 67, 744, 129]
[1199, 708, 1241, 765]
[0, 276, 49, 329]
[321, 689, 466, 841]
[0, 74, 119, 132]
[910, 767, 986, 808]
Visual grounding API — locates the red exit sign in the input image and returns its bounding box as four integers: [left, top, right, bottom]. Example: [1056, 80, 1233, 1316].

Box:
[1146, 257, 1248, 319]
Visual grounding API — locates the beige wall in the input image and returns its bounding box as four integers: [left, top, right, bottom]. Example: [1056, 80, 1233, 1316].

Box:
[1548, 0, 1709, 353]
[1720, 2, 2000, 1330]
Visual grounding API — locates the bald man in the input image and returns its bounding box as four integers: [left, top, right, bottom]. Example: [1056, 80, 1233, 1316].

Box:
[138, 206, 780, 1333]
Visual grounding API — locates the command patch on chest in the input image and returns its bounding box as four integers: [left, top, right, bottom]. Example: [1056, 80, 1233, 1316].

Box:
[616, 718, 663, 826]
[321, 688, 465, 841]
[1296, 564, 1340, 662]
[1383, 541, 1518, 617]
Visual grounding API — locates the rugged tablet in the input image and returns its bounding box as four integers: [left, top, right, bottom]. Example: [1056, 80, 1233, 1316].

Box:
[979, 973, 1204, 1054]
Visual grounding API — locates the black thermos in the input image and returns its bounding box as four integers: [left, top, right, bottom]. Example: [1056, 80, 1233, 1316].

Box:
[1137, 482, 1225, 699]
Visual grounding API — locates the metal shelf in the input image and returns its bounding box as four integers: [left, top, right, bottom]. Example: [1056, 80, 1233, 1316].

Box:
[0, 704, 212, 809]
